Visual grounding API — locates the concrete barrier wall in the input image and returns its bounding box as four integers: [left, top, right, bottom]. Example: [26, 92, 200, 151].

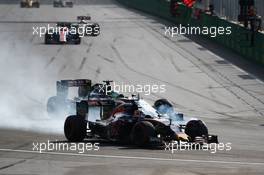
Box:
[117, 0, 264, 65]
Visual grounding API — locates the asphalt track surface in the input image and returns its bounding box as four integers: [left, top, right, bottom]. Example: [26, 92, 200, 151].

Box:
[0, 0, 264, 174]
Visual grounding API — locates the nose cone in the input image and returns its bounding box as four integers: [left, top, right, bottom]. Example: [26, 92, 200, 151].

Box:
[176, 133, 189, 142]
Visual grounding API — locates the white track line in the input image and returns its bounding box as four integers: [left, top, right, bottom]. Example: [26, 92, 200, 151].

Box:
[0, 148, 264, 166]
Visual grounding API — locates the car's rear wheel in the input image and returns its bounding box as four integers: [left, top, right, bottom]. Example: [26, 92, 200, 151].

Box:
[47, 96, 59, 114]
[185, 120, 208, 142]
[47, 96, 62, 114]
[47, 96, 75, 115]
[130, 121, 156, 146]
[64, 115, 87, 142]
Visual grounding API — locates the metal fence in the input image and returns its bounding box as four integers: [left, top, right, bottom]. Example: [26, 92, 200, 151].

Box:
[211, 0, 264, 21]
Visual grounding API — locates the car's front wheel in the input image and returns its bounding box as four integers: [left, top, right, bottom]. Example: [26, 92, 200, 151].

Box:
[185, 120, 208, 142]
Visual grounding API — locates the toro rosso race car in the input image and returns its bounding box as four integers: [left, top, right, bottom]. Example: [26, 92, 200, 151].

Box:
[44, 22, 81, 44]
[20, 0, 39, 8]
[53, 0, 73, 8]
[47, 79, 218, 146]
[77, 16, 100, 36]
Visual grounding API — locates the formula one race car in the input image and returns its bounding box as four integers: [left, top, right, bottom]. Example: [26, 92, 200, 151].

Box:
[44, 22, 81, 44]
[77, 16, 100, 36]
[47, 79, 92, 115]
[53, 0, 73, 7]
[46, 79, 122, 115]
[20, 0, 39, 8]
[56, 80, 218, 146]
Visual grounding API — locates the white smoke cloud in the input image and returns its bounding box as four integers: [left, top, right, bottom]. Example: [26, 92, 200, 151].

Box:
[0, 32, 65, 134]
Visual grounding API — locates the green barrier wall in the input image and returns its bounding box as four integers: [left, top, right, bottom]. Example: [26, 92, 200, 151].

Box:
[117, 0, 264, 65]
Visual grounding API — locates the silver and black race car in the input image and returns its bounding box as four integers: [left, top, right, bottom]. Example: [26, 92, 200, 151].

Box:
[53, 0, 73, 8]
[44, 22, 81, 44]
[20, 0, 39, 8]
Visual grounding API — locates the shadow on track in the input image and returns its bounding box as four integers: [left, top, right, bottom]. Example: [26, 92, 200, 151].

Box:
[114, 1, 264, 82]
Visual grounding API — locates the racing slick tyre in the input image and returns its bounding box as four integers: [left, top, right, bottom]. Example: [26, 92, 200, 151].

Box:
[47, 96, 64, 115]
[64, 115, 87, 142]
[154, 99, 173, 108]
[47, 96, 75, 115]
[185, 120, 208, 142]
[131, 121, 156, 146]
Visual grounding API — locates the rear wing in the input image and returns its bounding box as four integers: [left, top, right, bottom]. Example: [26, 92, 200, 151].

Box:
[56, 79, 92, 97]
[58, 79, 91, 87]
[77, 16, 91, 21]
